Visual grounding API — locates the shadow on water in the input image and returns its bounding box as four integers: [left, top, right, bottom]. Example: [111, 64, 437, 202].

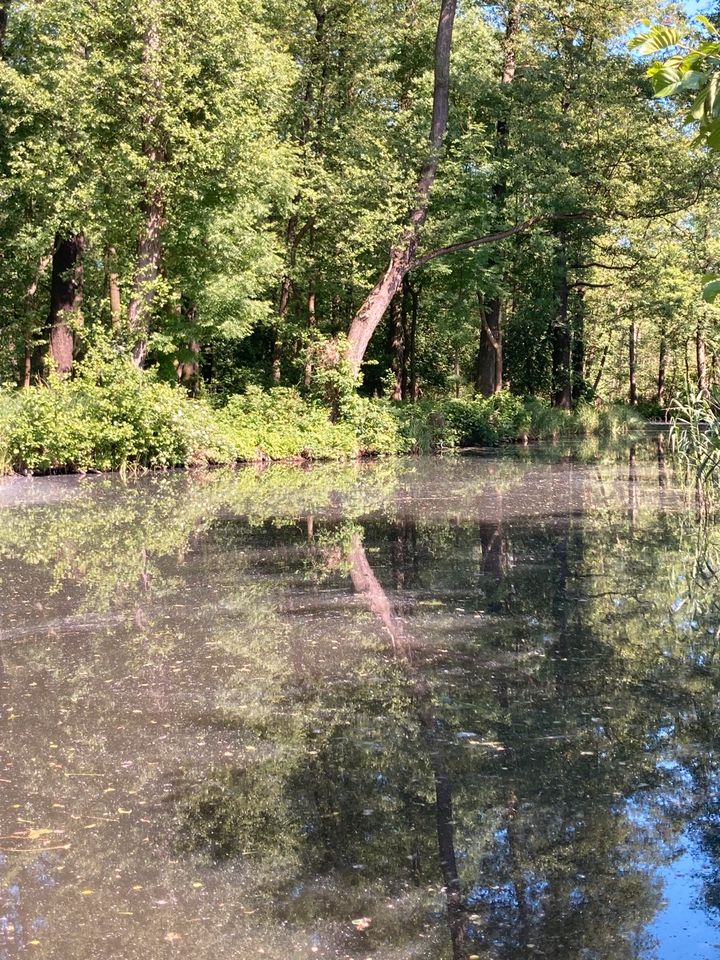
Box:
[3, 436, 720, 958]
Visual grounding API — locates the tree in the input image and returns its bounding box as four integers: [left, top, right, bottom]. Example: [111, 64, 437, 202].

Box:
[346, 0, 457, 372]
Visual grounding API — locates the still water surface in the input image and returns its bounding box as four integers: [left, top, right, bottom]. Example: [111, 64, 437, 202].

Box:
[2, 438, 720, 959]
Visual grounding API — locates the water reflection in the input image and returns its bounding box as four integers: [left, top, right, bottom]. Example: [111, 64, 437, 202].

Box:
[2, 438, 720, 958]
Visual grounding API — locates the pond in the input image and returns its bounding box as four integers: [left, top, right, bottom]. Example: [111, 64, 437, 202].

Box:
[2, 436, 720, 959]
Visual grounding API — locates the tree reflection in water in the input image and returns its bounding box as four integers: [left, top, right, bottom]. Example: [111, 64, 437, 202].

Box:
[3, 440, 720, 958]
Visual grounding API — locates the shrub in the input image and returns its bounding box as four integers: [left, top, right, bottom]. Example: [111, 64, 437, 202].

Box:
[338, 393, 407, 455]
[0, 354, 238, 473]
[396, 391, 530, 451]
[219, 386, 358, 461]
[0, 353, 648, 476]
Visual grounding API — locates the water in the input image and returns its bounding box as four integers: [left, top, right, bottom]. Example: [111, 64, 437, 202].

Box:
[2, 437, 720, 959]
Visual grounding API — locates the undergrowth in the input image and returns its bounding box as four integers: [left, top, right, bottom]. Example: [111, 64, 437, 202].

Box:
[0, 356, 645, 475]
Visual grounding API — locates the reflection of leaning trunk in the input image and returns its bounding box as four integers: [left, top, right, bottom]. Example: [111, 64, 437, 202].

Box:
[348, 536, 413, 661]
[348, 532, 469, 960]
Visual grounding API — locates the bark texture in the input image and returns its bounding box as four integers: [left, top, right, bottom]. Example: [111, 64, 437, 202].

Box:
[697, 320, 708, 395]
[477, 293, 503, 396]
[551, 233, 571, 409]
[47, 232, 84, 377]
[628, 319, 638, 405]
[106, 247, 122, 327]
[346, 0, 457, 371]
[0, 1, 8, 57]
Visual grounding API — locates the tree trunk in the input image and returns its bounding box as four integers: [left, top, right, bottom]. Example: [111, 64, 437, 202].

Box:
[628, 318, 638, 405]
[476, 292, 502, 396]
[106, 246, 122, 327]
[476, 0, 519, 396]
[127, 188, 164, 367]
[551, 234, 572, 409]
[22, 346, 31, 388]
[176, 338, 200, 395]
[400, 276, 410, 400]
[127, 5, 165, 368]
[47, 232, 84, 377]
[304, 276, 317, 386]
[0, 0, 8, 57]
[18, 250, 52, 387]
[592, 336, 610, 395]
[697, 320, 708, 396]
[271, 330, 282, 385]
[409, 280, 419, 401]
[657, 325, 667, 407]
[346, 0, 457, 371]
[571, 289, 585, 401]
[390, 293, 405, 400]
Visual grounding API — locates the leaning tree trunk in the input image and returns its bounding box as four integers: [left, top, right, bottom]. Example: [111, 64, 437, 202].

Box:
[47, 232, 84, 377]
[476, 0, 519, 396]
[346, 0, 457, 372]
[127, 3, 165, 368]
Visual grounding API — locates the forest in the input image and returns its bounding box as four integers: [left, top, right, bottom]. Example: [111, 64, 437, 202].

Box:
[8, 4, 720, 956]
[0, 0, 719, 471]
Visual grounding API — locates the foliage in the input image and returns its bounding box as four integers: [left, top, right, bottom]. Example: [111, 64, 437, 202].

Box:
[670, 389, 720, 482]
[0, 354, 238, 473]
[0, 357, 409, 473]
[219, 386, 358, 461]
[1, 0, 717, 413]
[396, 393, 644, 452]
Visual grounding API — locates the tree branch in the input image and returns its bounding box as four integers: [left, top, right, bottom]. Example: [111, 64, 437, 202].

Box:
[411, 212, 588, 271]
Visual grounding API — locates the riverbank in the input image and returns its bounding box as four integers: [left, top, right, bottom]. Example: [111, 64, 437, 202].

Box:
[0, 360, 645, 475]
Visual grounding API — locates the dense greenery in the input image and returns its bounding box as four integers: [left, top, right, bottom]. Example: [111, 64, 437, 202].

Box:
[0, 351, 643, 472]
[0, 0, 719, 438]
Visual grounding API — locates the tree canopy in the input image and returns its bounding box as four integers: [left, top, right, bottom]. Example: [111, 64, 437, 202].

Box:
[0, 0, 718, 409]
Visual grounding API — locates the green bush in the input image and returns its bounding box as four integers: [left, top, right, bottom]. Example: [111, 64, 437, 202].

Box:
[0, 358, 238, 473]
[338, 393, 407, 455]
[219, 386, 359, 461]
[0, 354, 647, 476]
[396, 391, 530, 452]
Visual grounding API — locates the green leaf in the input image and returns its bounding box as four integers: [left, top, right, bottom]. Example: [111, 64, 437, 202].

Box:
[696, 15, 719, 36]
[632, 25, 684, 55]
[703, 122, 720, 148]
[703, 279, 720, 303]
[649, 65, 683, 96]
[687, 87, 710, 120]
[678, 69, 710, 91]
